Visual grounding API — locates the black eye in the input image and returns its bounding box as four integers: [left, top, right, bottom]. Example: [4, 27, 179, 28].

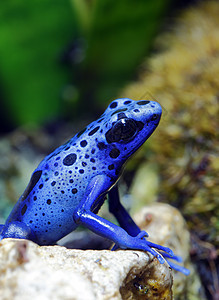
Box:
[105, 118, 139, 143]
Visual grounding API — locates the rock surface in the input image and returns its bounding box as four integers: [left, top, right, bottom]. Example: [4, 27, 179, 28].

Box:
[0, 237, 173, 300]
[133, 203, 202, 299]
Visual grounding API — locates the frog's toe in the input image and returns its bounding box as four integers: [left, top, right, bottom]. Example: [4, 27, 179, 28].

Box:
[166, 259, 190, 275]
[137, 230, 149, 239]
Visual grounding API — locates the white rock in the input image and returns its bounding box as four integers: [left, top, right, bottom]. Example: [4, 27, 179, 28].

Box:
[0, 238, 173, 300]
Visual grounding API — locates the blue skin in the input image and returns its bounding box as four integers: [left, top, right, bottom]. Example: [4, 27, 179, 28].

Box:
[0, 98, 189, 275]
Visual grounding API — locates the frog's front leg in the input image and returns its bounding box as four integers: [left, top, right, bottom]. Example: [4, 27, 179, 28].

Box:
[73, 175, 172, 264]
[108, 185, 172, 254]
[108, 185, 190, 275]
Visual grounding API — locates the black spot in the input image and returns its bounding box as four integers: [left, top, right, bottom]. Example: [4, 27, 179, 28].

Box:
[85, 154, 89, 159]
[65, 146, 70, 151]
[92, 167, 96, 170]
[72, 188, 78, 194]
[42, 213, 45, 216]
[109, 148, 120, 159]
[117, 112, 127, 120]
[39, 184, 43, 189]
[111, 108, 128, 116]
[80, 140, 87, 147]
[21, 204, 27, 216]
[29, 220, 33, 224]
[82, 162, 87, 167]
[77, 127, 87, 138]
[88, 126, 100, 136]
[47, 199, 51, 205]
[79, 169, 84, 174]
[48, 222, 50, 225]
[51, 181, 56, 186]
[97, 118, 104, 123]
[46, 149, 62, 161]
[108, 164, 115, 170]
[61, 209, 64, 212]
[21, 170, 42, 201]
[56, 157, 60, 161]
[54, 162, 58, 167]
[33, 196, 37, 201]
[90, 158, 95, 163]
[97, 142, 107, 150]
[134, 109, 140, 113]
[124, 100, 131, 105]
[63, 153, 77, 166]
[137, 100, 150, 105]
[55, 171, 59, 176]
[61, 190, 65, 194]
[115, 169, 120, 176]
[110, 102, 117, 109]
[69, 179, 74, 183]
[91, 148, 95, 154]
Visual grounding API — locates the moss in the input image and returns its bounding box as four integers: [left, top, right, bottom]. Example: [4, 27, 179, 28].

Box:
[122, 1, 219, 247]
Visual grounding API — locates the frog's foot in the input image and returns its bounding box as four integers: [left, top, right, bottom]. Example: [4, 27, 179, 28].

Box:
[112, 230, 190, 275]
[111, 230, 149, 251]
[0, 221, 36, 242]
[136, 231, 190, 275]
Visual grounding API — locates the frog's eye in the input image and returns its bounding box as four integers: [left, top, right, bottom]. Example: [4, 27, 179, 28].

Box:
[106, 118, 143, 143]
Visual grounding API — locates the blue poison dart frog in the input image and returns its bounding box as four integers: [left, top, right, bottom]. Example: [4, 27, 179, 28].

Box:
[0, 98, 189, 275]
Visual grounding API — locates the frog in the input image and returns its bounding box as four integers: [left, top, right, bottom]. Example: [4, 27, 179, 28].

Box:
[0, 98, 189, 275]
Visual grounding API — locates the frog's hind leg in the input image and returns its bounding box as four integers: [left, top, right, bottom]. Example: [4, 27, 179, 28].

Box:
[0, 221, 36, 242]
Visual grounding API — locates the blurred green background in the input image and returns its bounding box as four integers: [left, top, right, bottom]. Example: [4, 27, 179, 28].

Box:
[0, 0, 178, 130]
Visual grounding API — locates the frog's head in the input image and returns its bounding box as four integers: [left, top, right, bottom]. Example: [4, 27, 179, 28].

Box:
[103, 98, 162, 160]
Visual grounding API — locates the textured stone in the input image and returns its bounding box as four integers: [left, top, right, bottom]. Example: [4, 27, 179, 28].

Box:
[133, 203, 201, 299]
[0, 238, 172, 300]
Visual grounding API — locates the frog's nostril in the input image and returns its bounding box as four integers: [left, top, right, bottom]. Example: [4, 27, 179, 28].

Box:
[151, 114, 159, 121]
